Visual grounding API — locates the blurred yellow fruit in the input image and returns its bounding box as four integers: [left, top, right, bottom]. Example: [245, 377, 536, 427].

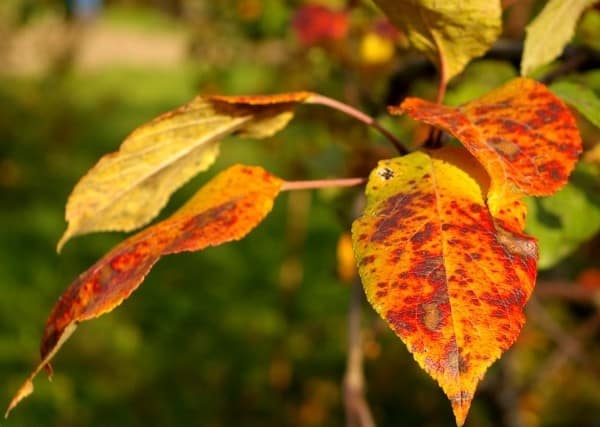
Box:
[360, 32, 395, 65]
[337, 232, 356, 283]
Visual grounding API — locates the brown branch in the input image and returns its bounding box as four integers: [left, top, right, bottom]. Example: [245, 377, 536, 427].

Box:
[307, 94, 408, 155]
[535, 280, 600, 303]
[281, 177, 366, 192]
[344, 277, 376, 427]
[521, 299, 600, 393]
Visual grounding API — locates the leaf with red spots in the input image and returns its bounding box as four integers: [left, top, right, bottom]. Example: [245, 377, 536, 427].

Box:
[393, 78, 582, 220]
[352, 147, 538, 426]
[292, 4, 349, 46]
[6, 165, 283, 418]
[58, 92, 313, 251]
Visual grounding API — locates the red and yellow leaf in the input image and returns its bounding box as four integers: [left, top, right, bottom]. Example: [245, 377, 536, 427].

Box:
[6, 165, 283, 418]
[352, 148, 537, 426]
[393, 78, 581, 219]
[58, 92, 313, 251]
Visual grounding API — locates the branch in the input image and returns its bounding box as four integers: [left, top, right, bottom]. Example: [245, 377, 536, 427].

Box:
[344, 277, 376, 427]
[282, 177, 366, 192]
[535, 280, 600, 303]
[307, 94, 408, 155]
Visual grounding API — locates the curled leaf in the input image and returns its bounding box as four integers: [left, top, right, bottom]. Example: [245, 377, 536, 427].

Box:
[58, 92, 313, 251]
[7, 165, 283, 417]
[372, 0, 501, 82]
[352, 148, 537, 426]
[394, 78, 582, 217]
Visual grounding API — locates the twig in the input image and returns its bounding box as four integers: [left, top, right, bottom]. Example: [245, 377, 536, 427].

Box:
[524, 301, 600, 394]
[307, 94, 408, 155]
[535, 280, 600, 303]
[281, 177, 365, 192]
[344, 277, 376, 427]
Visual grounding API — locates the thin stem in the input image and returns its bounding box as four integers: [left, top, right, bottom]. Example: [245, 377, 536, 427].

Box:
[344, 277, 376, 427]
[435, 40, 448, 105]
[281, 177, 365, 192]
[307, 94, 408, 155]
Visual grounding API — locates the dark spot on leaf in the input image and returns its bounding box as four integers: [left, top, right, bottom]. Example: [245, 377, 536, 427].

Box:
[360, 255, 375, 266]
[377, 167, 394, 180]
[411, 223, 434, 247]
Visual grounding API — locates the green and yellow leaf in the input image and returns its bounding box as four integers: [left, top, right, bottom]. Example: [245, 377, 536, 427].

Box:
[372, 0, 501, 83]
[521, 0, 596, 76]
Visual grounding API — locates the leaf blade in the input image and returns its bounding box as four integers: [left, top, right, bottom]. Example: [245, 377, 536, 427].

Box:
[7, 165, 283, 417]
[352, 148, 537, 426]
[395, 78, 582, 214]
[372, 0, 501, 82]
[58, 92, 312, 251]
[521, 0, 596, 76]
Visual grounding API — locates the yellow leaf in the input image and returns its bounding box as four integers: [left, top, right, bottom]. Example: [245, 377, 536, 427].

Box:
[372, 0, 501, 83]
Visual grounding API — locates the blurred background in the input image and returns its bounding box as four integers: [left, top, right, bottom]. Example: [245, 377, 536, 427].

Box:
[1, 1, 600, 426]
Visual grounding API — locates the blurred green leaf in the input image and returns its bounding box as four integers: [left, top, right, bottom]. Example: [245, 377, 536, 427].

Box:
[521, 0, 596, 76]
[525, 162, 600, 269]
[550, 80, 600, 129]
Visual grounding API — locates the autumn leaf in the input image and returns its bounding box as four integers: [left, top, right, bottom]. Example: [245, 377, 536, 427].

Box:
[352, 148, 537, 426]
[521, 0, 596, 76]
[58, 92, 313, 251]
[394, 78, 582, 219]
[372, 0, 501, 83]
[6, 165, 283, 418]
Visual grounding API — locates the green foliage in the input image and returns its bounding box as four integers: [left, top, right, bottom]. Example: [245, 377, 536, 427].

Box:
[526, 161, 600, 269]
[550, 80, 600, 128]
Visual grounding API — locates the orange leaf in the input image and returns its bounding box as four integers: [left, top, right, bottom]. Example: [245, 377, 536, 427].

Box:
[352, 148, 537, 426]
[393, 78, 581, 219]
[6, 165, 283, 418]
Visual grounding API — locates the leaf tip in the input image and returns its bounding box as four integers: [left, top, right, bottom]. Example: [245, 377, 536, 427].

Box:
[56, 227, 73, 253]
[5, 379, 34, 419]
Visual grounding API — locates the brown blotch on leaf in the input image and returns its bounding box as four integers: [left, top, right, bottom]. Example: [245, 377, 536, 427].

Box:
[422, 302, 442, 332]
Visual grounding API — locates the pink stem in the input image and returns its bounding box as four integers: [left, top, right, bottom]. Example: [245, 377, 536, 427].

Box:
[307, 94, 407, 154]
[282, 177, 366, 192]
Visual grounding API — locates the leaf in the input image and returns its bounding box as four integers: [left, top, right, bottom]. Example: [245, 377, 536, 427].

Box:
[394, 78, 582, 218]
[521, 0, 596, 76]
[372, 0, 501, 83]
[352, 148, 537, 426]
[550, 80, 600, 129]
[58, 92, 313, 251]
[6, 165, 283, 418]
[525, 162, 600, 269]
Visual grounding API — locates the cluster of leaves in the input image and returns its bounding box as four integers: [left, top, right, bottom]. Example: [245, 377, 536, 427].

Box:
[6, 1, 600, 426]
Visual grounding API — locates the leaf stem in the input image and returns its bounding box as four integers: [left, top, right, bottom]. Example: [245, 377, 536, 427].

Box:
[344, 277, 376, 427]
[281, 177, 366, 192]
[307, 94, 408, 155]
